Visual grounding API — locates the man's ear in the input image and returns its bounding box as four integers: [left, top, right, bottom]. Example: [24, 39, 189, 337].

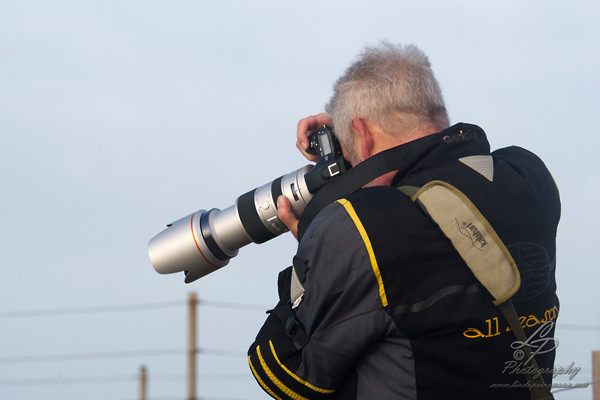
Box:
[351, 117, 374, 160]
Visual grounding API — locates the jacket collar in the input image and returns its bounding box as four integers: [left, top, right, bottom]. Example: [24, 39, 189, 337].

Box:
[390, 123, 491, 186]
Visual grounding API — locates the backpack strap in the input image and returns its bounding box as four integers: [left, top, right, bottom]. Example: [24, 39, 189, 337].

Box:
[409, 181, 520, 305]
[399, 180, 554, 400]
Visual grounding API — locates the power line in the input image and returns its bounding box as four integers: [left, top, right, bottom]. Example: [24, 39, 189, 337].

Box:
[558, 323, 600, 332]
[0, 347, 245, 363]
[198, 348, 245, 358]
[0, 298, 267, 319]
[118, 397, 247, 400]
[0, 299, 184, 318]
[0, 374, 136, 386]
[0, 348, 183, 363]
[551, 378, 600, 393]
[135, 372, 252, 382]
[0, 373, 250, 387]
[199, 397, 249, 400]
[199, 299, 267, 312]
[197, 373, 249, 381]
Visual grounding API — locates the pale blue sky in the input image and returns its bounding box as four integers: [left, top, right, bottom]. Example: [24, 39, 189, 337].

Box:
[1, 1, 599, 399]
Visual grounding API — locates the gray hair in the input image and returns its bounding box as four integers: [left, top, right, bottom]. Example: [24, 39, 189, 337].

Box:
[325, 42, 449, 153]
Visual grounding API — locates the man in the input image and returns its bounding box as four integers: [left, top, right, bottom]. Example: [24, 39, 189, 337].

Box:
[248, 42, 560, 399]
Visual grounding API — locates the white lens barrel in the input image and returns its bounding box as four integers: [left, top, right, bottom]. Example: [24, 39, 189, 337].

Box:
[211, 204, 253, 252]
[147, 164, 315, 283]
[147, 211, 230, 282]
[281, 165, 313, 218]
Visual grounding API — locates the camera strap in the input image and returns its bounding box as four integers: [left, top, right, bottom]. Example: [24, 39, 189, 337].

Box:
[297, 123, 489, 239]
[297, 141, 416, 240]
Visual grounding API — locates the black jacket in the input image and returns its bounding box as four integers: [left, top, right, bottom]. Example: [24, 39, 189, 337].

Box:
[249, 123, 560, 399]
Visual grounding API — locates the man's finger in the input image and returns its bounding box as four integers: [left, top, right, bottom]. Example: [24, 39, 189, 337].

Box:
[277, 196, 299, 241]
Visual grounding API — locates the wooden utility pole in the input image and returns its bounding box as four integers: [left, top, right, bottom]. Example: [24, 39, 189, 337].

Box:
[593, 351, 600, 400]
[187, 292, 197, 400]
[139, 365, 147, 400]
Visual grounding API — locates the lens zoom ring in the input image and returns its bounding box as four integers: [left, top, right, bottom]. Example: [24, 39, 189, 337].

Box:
[237, 189, 277, 244]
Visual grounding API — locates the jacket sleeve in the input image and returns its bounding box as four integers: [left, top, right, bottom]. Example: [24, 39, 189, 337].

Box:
[248, 199, 391, 399]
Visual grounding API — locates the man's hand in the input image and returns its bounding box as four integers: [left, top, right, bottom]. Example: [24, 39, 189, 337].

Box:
[280, 113, 333, 241]
[296, 113, 332, 162]
[277, 195, 299, 240]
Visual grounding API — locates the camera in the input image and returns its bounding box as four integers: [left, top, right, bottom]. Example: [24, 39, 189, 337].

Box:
[147, 126, 347, 283]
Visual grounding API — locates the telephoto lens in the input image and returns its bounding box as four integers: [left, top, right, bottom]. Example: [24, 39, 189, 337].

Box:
[147, 125, 347, 283]
[147, 165, 313, 283]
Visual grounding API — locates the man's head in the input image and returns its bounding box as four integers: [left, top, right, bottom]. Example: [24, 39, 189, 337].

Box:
[325, 41, 449, 165]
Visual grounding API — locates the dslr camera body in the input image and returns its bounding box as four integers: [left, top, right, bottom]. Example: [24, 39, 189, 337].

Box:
[147, 126, 347, 282]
